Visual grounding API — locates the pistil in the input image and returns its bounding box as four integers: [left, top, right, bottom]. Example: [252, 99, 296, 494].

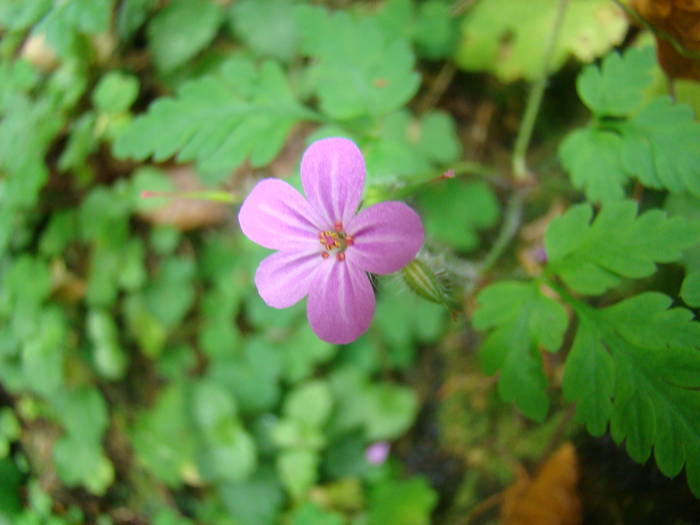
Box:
[319, 226, 353, 261]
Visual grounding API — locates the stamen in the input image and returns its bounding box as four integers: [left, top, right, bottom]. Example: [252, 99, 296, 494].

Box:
[337, 253, 346, 262]
[321, 252, 330, 259]
[318, 227, 354, 257]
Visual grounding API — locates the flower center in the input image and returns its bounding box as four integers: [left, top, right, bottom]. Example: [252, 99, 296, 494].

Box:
[319, 222, 353, 261]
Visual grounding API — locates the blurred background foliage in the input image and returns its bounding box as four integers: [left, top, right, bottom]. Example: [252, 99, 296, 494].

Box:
[0, 0, 700, 524]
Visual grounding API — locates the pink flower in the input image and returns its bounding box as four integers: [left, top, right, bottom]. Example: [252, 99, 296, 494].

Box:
[365, 442, 391, 465]
[238, 137, 424, 344]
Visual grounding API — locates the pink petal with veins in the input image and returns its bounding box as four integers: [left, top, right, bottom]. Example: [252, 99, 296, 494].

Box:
[307, 257, 375, 344]
[301, 137, 365, 228]
[238, 178, 322, 250]
[255, 249, 322, 308]
[347, 201, 424, 274]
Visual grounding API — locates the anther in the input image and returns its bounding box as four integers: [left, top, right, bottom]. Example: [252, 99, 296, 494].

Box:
[337, 253, 346, 262]
[334, 221, 343, 232]
[345, 236, 353, 246]
[321, 252, 330, 259]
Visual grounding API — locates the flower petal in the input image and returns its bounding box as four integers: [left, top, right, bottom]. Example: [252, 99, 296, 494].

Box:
[255, 250, 322, 308]
[238, 178, 322, 250]
[346, 201, 424, 274]
[307, 259, 375, 344]
[300, 137, 365, 228]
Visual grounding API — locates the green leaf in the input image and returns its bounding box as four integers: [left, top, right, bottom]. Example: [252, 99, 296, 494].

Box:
[272, 419, 326, 450]
[362, 110, 461, 183]
[52, 387, 113, 494]
[681, 271, 700, 307]
[0, 0, 51, 31]
[577, 46, 656, 116]
[114, 56, 314, 182]
[367, 477, 437, 525]
[54, 436, 114, 495]
[0, 458, 22, 517]
[229, 0, 300, 62]
[197, 424, 257, 483]
[192, 380, 257, 484]
[208, 337, 281, 414]
[279, 326, 336, 384]
[289, 502, 344, 525]
[418, 178, 500, 251]
[413, 0, 458, 59]
[284, 380, 333, 428]
[218, 468, 284, 525]
[88, 309, 128, 380]
[92, 71, 139, 114]
[0, 408, 19, 459]
[546, 201, 700, 295]
[0, 95, 63, 210]
[22, 307, 67, 395]
[39, 210, 79, 257]
[456, 0, 626, 81]
[472, 281, 568, 421]
[123, 293, 168, 358]
[373, 280, 445, 364]
[563, 293, 700, 497]
[306, 11, 420, 119]
[665, 192, 700, 272]
[147, 0, 222, 72]
[117, 0, 158, 41]
[566, 47, 700, 199]
[558, 127, 627, 204]
[153, 509, 194, 525]
[53, 387, 109, 441]
[363, 383, 418, 440]
[621, 97, 700, 196]
[376, 0, 458, 60]
[130, 384, 197, 487]
[143, 256, 195, 328]
[58, 112, 98, 173]
[277, 449, 319, 500]
[33, 0, 113, 58]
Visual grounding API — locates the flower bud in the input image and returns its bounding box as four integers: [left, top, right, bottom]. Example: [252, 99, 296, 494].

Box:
[402, 258, 457, 309]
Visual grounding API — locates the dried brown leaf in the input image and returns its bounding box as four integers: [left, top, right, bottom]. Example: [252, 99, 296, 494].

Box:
[632, 0, 700, 80]
[499, 443, 581, 525]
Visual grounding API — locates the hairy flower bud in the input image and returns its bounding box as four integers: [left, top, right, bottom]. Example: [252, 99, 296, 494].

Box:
[402, 258, 458, 310]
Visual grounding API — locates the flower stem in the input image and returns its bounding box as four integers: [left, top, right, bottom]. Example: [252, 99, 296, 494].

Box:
[512, 0, 570, 180]
[140, 190, 239, 203]
[479, 188, 526, 273]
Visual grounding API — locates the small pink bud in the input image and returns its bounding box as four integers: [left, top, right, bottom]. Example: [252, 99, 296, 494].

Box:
[140, 190, 157, 199]
[365, 442, 390, 465]
[441, 169, 455, 179]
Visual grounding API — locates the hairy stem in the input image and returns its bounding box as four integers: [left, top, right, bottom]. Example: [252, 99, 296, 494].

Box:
[479, 188, 526, 273]
[512, 0, 570, 179]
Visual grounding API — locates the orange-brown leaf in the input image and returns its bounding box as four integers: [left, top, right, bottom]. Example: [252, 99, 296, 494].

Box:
[632, 0, 700, 80]
[499, 443, 581, 525]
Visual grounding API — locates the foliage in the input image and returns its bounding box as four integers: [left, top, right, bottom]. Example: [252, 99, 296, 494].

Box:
[1, 0, 700, 522]
[560, 46, 700, 202]
[455, 0, 627, 81]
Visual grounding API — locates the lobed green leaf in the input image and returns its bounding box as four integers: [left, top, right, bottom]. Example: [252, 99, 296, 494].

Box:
[473, 281, 568, 421]
[577, 46, 656, 117]
[147, 0, 222, 72]
[563, 293, 700, 496]
[546, 201, 700, 295]
[114, 56, 315, 183]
